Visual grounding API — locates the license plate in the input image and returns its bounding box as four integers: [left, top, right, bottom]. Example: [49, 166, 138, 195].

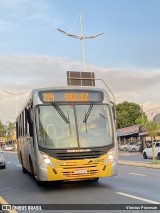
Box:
[74, 169, 88, 174]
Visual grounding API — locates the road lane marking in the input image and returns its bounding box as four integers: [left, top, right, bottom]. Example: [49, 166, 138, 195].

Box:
[128, 172, 146, 177]
[16, 165, 22, 167]
[117, 192, 160, 204]
[0, 196, 18, 213]
[7, 162, 11, 163]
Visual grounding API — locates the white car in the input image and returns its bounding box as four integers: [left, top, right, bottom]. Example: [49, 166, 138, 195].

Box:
[143, 142, 160, 159]
[0, 153, 6, 169]
[119, 142, 136, 151]
[128, 142, 141, 152]
[4, 146, 13, 151]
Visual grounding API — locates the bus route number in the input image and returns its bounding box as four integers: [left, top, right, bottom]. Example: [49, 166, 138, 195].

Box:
[43, 93, 54, 102]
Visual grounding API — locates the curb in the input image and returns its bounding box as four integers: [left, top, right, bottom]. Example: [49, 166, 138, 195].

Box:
[118, 160, 160, 169]
[0, 151, 17, 154]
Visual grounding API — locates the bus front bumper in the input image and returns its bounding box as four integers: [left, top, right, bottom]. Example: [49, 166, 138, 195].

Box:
[36, 156, 117, 181]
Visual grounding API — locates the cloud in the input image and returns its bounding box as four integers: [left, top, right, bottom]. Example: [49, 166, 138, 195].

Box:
[90, 65, 160, 103]
[0, 55, 80, 89]
[0, 55, 160, 123]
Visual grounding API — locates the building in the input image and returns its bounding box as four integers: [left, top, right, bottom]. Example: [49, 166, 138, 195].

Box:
[117, 125, 140, 145]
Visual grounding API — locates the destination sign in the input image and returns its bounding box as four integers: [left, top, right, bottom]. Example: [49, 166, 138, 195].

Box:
[39, 90, 104, 103]
[64, 93, 88, 102]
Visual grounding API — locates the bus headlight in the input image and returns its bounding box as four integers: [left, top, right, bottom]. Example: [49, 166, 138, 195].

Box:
[104, 155, 113, 164]
[44, 158, 51, 164]
[108, 154, 114, 160]
[40, 152, 54, 167]
[104, 150, 114, 164]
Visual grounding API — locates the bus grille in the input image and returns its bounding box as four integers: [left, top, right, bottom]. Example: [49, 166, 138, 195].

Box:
[39, 144, 113, 161]
[54, 150, 105, 160]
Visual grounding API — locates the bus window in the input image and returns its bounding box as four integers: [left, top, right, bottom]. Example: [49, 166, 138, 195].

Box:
[35, 105, 78, 149]
[76, 104, 113, 147]
[35, 104, 113, 149]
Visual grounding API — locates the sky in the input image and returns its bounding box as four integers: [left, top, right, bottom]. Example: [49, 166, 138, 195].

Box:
[0, 0, 160, 123]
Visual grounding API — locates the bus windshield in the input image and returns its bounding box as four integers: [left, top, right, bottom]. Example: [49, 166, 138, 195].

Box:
[35, 104, 113, 149]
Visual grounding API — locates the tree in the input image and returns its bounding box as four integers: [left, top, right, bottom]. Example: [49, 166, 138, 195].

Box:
[6, 121, 16, 143]
[0, 120, 7, 148]
[0, 120, 7, 138]
[116, 101, 144, 128]
[137, 118, 160, 161]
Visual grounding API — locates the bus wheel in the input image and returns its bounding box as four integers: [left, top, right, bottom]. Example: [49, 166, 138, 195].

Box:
[143, 152, 148, 159]
[36, 180, 44, 187]
[90, 178, 99, 182]
[1, 163, 6, 169]
[20, 153, 27, 174]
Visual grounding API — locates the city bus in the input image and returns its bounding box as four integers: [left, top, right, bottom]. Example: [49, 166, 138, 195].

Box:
[16, 73, 117, 185]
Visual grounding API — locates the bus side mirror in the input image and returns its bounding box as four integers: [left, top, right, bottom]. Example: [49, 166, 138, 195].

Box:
[110, 101, 116, 121]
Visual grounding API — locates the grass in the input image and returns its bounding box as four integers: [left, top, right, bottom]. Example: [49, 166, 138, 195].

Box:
[150, 159, 160, 164]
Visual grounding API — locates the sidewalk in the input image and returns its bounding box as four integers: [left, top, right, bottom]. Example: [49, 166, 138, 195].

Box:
[0, 150, 17, 154]
[118, 160, 160, 169]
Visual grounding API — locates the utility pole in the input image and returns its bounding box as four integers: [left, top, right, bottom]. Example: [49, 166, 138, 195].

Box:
[141, 105, 144, 123]
[140, 105, 145, 149]
[57, 14, 104, 71]
[79, 14, 85, 71]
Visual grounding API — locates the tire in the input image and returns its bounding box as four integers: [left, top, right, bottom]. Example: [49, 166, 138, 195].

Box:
[143, 152, 148, 159]
[91, 178, 99, 182]
[1, 164, 6, 169]
[132, 148, 136, 152]
[123, 147, 127, 151]
[20, 153, 28, 174]
[157, 153, 160, 160]
[86, 178, 99, 182]
[36, 180, 45, 187]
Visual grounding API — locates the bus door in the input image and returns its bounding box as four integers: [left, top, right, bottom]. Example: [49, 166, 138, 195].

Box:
[26, 107, 36, 173]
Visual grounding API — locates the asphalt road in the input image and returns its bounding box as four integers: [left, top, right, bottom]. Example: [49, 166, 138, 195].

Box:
[118, 151, 160, 163]
[0, 152, 160, 213]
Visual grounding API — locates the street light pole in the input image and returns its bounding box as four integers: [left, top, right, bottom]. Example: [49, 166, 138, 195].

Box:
[57, 14, 104, 71]
[79, 14, 85, 71]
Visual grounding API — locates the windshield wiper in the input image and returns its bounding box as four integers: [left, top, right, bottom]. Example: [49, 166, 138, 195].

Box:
[52, 103, 70, 124]
[83, 103, 94, 133]
[99, 113, 107, 119]
[83, 103, 94, 123]
[67, 111, 71, 135]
